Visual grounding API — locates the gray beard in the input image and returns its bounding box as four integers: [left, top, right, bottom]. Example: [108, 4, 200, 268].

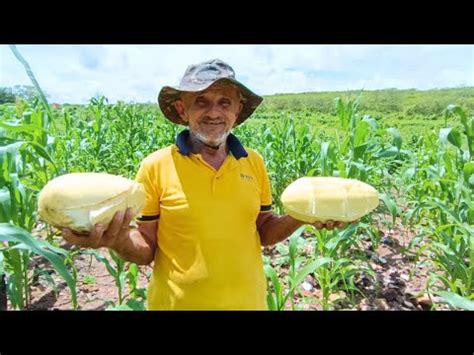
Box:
[191, 129, 230, 148]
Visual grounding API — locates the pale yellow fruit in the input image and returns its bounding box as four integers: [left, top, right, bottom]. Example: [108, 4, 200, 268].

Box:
[38, 173, 146, 233]
[281, 177, 379, 223]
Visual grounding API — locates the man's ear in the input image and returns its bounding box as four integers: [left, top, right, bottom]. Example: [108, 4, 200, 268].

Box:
[232, 101, 244, 127]
[236, 101, 243, 118]
[174, 100, 188, 123]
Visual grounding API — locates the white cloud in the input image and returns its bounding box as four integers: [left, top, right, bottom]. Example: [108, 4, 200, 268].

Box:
[1, 45, 472, 103]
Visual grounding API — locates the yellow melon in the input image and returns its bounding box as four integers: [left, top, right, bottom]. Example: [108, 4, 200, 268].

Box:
[281, 177, 379, 223]
[38, 173, 146, 233]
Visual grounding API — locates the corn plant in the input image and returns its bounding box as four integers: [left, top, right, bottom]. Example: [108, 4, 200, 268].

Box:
[83, 249, 146, 310]
[265, 226, 332, 310]
[309, 226, 375, 310]
[0, 223, 77, 309]
[4, 44, 474, 311]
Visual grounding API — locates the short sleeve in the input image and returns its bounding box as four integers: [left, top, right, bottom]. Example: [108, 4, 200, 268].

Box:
[252, 150, 273, 213]
[134, 158, 160, 222]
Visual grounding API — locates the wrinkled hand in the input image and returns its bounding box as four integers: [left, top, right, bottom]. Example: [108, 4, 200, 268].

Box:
[312, 219, 359, 230]
[62, 208, 136, 249]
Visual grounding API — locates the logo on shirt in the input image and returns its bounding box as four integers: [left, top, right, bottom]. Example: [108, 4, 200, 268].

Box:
[240, 173, 254, 182]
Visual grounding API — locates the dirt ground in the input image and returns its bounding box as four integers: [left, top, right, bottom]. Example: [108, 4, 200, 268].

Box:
[26, 248, 152, 311]
[21, 219, 448, 311]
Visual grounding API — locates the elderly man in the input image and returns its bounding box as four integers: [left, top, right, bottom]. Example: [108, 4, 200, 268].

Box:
[63, 59, 349, 310]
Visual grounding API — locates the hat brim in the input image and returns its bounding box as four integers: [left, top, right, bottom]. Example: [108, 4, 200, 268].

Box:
[158, 77, 263, 126]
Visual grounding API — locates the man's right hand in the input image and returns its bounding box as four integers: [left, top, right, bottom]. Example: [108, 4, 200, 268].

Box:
[62, 208, 136, 249]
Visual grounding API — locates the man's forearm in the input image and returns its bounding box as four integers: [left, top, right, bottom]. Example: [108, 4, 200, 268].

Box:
[108, 228, 155, 265]
[258, 214, 304, 247]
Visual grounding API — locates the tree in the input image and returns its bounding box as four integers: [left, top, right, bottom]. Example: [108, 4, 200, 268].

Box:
[0, 87, 16, 104]
[12, 85, 46, 102]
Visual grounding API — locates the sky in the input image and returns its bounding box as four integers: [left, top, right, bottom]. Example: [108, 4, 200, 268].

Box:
[1, 45, 473, 104]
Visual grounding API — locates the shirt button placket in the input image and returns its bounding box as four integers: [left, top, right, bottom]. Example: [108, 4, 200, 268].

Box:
[212, 174, 221, 194]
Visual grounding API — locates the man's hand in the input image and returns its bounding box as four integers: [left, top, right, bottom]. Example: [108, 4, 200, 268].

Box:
[311, 219, 359, 230]
[62, 208, 136, 249]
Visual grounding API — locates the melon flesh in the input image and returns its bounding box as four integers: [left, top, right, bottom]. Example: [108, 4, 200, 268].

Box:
[281, 177, 379, 223]
[38, 173, 146, 233]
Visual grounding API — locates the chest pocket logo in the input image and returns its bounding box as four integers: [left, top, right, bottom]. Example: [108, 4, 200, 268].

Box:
[240, 173, 254, 182]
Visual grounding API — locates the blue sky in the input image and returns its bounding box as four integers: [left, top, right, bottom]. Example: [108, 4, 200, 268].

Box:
[1, 45, 473, 104]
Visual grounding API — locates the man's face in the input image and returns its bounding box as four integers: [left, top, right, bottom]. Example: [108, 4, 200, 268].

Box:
[174, 83, 243, 147]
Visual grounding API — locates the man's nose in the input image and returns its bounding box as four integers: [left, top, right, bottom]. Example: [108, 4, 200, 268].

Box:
[205, 105, 222, 119]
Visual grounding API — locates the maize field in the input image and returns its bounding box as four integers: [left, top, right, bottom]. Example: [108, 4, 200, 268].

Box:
[0, 50, 473, 311]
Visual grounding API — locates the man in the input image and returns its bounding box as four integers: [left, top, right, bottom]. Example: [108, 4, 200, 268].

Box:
[63, 59, 350, 310]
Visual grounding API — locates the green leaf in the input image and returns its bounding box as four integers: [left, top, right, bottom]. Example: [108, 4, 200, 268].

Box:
[375, 147, 400, 158]
[335, 98, 348, 129]
[126, 299, 146, 310]
[27, 234, 70, 259]
[439, 128, 452, 146]
[321, 142, 330, 160]
[354, 120, 370, 147]
[266, 292, 277, 311]
[439, 127, 463, 151]
[353, 144, 368, 160]
[26, 142, 55, 164]
[379, 193, 399, 217]
[470, 235, 474, 287]
[325, 236, 340, 252]
[362, 115, 379, 130]
[0, 223, 77, 307]
[339, 223, 358, 239]
[447, 128, 463, 150]
[320, 142, 330, 175]
[7, 274, 22, 308]
[379, 193, 398, 226]
[387, 128, 402, 152]
[119, 272, 127, 290]
[306, 168, 317, 177]
[293, 257, 332, 289]
[403, 167, 416, 181]
[0, 188, 12, 223]
[83, 250, 117, 277]
[264, 264, 283, 309]
[289, 226, 304, 261]
[428, 199, 461, 223]
[127, 263, 139, 286]
[281, 256, 333, 307]
[0, 121, 43, 134]
[436, 291, 474, 310]
[0, 251, 4, 276]
[0, 141, 25, 158]
[463, 162, 474, 185]
[107, 303, 133, 311]
[445, 104, 467, 126]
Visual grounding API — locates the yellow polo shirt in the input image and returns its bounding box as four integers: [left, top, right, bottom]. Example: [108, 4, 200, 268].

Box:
[135, 130, 273, 310]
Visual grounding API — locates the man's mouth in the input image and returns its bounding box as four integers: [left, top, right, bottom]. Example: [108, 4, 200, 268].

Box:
[202, 122, 224, 125]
